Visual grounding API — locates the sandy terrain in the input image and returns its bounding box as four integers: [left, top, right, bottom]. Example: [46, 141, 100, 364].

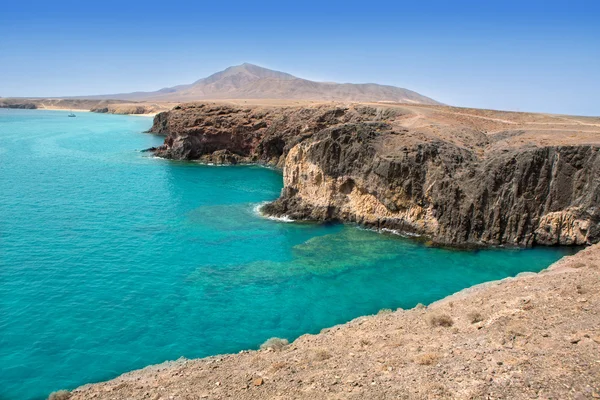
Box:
[36, 108, 91, 112]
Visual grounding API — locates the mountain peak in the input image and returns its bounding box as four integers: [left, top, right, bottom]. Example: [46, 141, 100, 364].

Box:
[92, 64, 440, 105]
[214, 63, 297, 81]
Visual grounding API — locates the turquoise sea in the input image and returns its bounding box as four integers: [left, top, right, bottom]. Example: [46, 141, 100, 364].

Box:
[0, 109, 576, 400]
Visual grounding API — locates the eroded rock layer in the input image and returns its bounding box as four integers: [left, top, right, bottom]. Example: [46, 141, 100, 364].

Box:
[150, 102, 600, 247]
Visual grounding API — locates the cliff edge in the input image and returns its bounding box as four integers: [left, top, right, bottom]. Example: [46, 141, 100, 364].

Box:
[150, 102, 600, 247]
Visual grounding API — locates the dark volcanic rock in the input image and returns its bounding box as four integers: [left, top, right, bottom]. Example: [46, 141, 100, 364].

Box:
[150, 102, 600, 247]
[0, 102, 37, 109]
[149, 103, 375, 165]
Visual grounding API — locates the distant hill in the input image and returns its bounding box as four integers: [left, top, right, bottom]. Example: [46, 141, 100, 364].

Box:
[87, 63, 441, 105]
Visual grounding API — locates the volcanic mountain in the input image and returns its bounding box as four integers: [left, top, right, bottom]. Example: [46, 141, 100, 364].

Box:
[90, 63, 440, 104]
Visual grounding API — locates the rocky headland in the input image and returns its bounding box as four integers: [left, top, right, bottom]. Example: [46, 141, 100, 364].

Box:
[0, 98, 172, 115]
[47, 101, 600, 399]
[150, 102, 600, 248]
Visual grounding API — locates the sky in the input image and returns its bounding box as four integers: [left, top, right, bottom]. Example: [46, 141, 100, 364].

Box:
[1, 0, 599, 115]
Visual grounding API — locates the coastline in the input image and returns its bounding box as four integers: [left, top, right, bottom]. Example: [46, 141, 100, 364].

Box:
[35, 107, 91, 113]
[128, 112, 157, 117]
[4, 107, 157, 117]
[150, 102, 600, 248]
[0, 98, 174, 116]
[66, 243, 600, 399]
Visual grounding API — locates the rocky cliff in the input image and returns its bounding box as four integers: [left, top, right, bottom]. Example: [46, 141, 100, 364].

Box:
[0, 99, 37, 109]
[150, 102, 600, 247]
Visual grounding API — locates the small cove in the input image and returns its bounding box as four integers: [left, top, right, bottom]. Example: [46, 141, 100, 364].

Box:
[0, 109, 577, 400]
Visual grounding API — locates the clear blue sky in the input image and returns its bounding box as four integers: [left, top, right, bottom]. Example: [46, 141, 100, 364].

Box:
[1, 0, 598, 115]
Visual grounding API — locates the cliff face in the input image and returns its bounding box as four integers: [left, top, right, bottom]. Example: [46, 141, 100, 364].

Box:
[150, 102, 600, 247]
[0, 100, 37, 109]
[150, 103, 387, 165]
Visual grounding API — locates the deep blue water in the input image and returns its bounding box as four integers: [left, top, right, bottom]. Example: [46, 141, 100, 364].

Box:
[0, 109, 577, 400]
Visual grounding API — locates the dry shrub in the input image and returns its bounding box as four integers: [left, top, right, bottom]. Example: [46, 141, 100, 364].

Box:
[571, 262, 587, 269]
[506, 322, 526, 339]
[425, 382, 452, 397]
[427, 313, 454, 327]
[270, 361, 287, 371]
[360, 338, 371, 346]
[522, 303, 535, 311]
[48, 391, 71, 400]
[467, 312, 483, 323]
[415, 352, 440, 365]
[314, 349, 332, 361]
[260, 337, 289, 351]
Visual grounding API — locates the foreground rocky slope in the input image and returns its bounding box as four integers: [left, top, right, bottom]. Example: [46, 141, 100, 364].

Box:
[150, 102, 600, 247]
[65, 244, 600, 400]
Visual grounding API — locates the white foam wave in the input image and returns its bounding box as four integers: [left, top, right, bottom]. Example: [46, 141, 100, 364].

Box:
[267, 214, 295, 223]
[357, 226, 421, 238]
[252, 202, 295, 223]
[380, 228, 421, 237]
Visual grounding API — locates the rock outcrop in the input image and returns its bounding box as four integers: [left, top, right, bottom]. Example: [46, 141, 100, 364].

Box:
[89, 104, 160, 115]
[0, 99, 37, 109]
[0, 98, 171, 115]
[150, 102, 600, 247]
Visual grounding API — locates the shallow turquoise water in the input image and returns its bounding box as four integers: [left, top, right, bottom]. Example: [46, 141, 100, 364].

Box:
[0, 109, 576, 400]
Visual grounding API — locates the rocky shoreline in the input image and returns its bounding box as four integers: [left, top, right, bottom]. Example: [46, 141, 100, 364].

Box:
[0, 98, 171, 115]
[149, 102, 600, 248]
[46, 102, 600, 400]
[62, 243, 600, 400]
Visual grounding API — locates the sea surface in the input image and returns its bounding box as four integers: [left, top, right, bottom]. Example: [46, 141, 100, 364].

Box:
[0, 109, 577, 400]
